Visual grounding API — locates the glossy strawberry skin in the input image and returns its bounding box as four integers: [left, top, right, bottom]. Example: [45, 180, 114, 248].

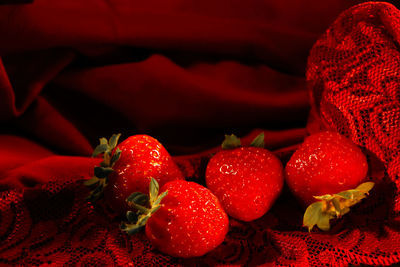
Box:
[285, 131, 368, 206]
[104, 135, 184, 214]
[145, 180, 229, 258]
[206, 147, 284, 222]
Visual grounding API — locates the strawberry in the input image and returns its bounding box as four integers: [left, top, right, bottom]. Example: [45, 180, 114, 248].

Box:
[84, 134, 184, 214]
[284, 131, 374, 231]
[205, 133, 284, 222]
[121, 178, 229, 258]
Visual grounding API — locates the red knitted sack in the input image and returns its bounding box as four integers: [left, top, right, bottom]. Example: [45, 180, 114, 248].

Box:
[1, 2, 400, 266]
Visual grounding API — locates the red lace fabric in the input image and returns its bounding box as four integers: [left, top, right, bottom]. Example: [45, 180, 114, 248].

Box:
[1, 2, 400, 266]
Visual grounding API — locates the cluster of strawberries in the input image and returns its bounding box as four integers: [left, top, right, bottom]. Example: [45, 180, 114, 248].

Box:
[84, 131, 374, 258]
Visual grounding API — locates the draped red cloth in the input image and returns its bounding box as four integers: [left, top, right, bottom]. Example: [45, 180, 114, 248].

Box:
[1, 1, 400, 266]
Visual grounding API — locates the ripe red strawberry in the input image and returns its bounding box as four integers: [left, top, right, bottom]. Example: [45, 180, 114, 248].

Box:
[205, 133, 284, 222]
[285, 131, 374, 231]
[121, 179, 229, 258]
[84, 134, 184, 214]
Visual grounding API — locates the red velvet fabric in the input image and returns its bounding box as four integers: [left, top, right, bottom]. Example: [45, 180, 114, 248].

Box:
[1, 1, 400, 266]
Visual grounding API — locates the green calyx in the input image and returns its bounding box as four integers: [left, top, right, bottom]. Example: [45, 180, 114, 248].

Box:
[250, 132, 265, 148]
[303, 182, 375, 232]
[221, 132, 265, 150]
[121, 178, 168, 235]
[222, 134, 241, 149]
[84, 133, 122, 202]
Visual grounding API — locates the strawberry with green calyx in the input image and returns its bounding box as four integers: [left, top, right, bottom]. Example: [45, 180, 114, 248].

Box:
[121, 178, 229, 258]
[303, 182, 374, 231]
[284, 131, 372, 231]
[104, 134, 184, 214]
[206, 132, 284, 222]
[84, 133, 122, 202]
